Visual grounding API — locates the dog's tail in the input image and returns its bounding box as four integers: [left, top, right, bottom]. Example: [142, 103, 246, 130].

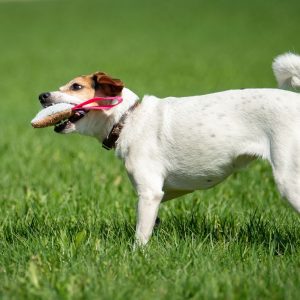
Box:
[272, 52, 300, 91]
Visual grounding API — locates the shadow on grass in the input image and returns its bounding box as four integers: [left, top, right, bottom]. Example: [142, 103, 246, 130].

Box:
[159, 212, 300, 255]
[1, 212, 299, 255]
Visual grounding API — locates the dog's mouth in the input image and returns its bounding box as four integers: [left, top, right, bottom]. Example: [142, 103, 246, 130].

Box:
[41, 102, 88, 133]
[54, 109, 87, 133]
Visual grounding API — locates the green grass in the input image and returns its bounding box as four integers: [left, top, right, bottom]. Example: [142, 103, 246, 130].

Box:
[1, 0, 300, 299]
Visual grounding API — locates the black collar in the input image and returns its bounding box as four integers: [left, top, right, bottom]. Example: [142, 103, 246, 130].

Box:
[102, 102, 139, 150]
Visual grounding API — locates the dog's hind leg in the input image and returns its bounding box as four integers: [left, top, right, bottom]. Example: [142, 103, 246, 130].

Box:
[270, 137, 300, 212]
[273, 173, 300, 212]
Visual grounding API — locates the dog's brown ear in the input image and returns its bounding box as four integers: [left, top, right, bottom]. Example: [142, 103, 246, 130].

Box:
[93, 72, 124, 96]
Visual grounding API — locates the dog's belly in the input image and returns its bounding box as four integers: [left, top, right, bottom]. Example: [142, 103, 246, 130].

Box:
[164, 172, 228, 192]
[162, 174, 226, 201]
[162, 154, 255, 200]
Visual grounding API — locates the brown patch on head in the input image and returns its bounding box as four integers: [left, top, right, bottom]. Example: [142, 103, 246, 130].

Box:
[92, 72, 124, 97]
[59, 75, 96, 100]
[59, 72, 124, 101]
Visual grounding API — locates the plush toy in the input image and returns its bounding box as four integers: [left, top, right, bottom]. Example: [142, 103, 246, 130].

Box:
[31, 96, 122, 128]
[31, 103, 74, 128]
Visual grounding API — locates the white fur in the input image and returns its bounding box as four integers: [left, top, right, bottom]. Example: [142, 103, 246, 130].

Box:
[48, 53, 300, 245]
[273, 52, 300, 89]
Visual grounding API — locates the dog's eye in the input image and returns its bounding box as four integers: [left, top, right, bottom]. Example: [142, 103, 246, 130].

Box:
[71, 83, 83, 91]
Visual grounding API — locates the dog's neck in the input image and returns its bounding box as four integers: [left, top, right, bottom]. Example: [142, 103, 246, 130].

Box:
[75, 88, 139, 142]
[102, 101, 140, 150]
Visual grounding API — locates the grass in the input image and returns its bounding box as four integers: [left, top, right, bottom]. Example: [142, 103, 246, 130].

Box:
[1, 0, 300, 299]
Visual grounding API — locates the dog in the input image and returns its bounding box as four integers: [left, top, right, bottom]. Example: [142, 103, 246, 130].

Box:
[38, 52, 300, 245]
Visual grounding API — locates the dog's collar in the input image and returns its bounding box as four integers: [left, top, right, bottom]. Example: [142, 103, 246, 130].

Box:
[102, 102, 140, 150]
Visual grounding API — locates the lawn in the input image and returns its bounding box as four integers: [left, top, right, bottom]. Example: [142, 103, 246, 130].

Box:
[1, 0, 300, 299]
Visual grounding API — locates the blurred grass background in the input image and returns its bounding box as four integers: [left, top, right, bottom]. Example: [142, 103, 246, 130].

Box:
[1, 0, 300, 299]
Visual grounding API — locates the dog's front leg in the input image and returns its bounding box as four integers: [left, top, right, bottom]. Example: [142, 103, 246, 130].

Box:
[135, 188, 164, 246]
[126, 157, 164, 246]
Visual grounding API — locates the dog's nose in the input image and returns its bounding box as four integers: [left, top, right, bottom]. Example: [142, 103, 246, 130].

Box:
[39, 92, 51, 104]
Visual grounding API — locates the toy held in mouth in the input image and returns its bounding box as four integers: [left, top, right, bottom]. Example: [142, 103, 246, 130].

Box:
[31, 103, 75, 128]
[31, 96, 123, 129]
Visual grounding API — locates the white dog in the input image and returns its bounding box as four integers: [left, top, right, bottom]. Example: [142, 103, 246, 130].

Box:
[37, 53, 300, 245]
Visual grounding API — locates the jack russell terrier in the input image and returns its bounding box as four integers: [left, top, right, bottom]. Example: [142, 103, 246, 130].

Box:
[37, 52, 300, 245]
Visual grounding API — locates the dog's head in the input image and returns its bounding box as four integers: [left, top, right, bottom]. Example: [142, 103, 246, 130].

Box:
[38, 72, 139, 136]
